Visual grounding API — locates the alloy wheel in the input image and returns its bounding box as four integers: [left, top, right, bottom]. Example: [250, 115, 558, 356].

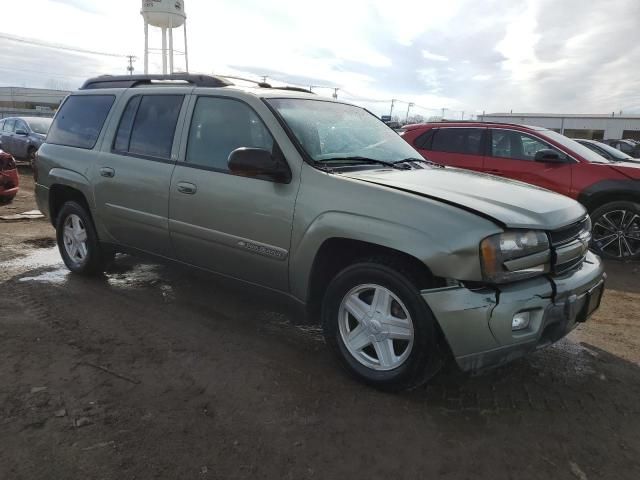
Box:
[338, 284, 414, 371]
[63, 214, 89, 264]
[592, 209, 640, 258]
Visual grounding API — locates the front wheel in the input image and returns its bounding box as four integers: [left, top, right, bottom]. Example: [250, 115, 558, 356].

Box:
[56, 201, 110, 274]
[322, 260, 443, 391]
[591, 201, 640, 261]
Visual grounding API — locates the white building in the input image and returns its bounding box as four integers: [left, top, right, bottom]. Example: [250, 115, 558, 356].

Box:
[479, 112, 640, 141]
[0, 87, 70, 118]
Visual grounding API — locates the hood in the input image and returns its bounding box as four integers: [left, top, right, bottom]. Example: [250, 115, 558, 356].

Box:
[611, 161, 640, 179]
[342, 166, 586, 230]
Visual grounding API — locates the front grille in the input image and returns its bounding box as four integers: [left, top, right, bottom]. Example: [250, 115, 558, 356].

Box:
[549, 216, 591, 275]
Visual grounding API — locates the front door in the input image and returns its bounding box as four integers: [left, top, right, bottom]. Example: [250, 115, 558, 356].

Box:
[13, 119, 29, 158]
[482, 128, 574, 197]
[169, 95, 298, 291]
[93, 92, 187, 257]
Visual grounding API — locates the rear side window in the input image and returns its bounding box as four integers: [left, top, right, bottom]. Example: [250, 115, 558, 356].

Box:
[47, 95, 115, 149]
[431, 128, 483, 155]
[113, 95, 183, 160]
[414, 130, 435, 149]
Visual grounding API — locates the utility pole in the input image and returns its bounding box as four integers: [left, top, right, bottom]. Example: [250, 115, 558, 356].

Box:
[333, 88, 339, 99]
[390, 99, 397, 118]
[126, 55, 136, 76]
[441, 107, 447, 120]
[461, 111, 465, 120]
[405, 102, 415, 124]
[261, 76, 268, 84]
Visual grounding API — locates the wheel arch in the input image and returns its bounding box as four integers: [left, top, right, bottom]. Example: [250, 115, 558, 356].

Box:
[578, 180, 640, 212]
[299, 235, 446, 324]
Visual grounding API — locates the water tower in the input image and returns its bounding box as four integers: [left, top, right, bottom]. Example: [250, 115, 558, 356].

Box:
[141, 0, 189, 74]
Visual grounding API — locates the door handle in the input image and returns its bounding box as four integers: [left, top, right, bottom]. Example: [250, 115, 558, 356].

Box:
[99, 167, 115, 178]
[176, 182, 197, 195]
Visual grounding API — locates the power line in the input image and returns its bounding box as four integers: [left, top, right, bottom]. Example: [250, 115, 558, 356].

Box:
[0, 32, 127, 58]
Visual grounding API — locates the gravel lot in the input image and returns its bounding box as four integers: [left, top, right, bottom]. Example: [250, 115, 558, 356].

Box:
[1, 170, 640, 479]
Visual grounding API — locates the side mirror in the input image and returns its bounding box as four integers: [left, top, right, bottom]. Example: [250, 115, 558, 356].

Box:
[534, 149, 566, 163]
[228, 148, 291, 183]
[15, 129, 28, 136]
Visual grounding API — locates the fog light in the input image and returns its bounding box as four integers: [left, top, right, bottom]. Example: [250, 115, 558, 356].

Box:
[512, 312, 531, 331]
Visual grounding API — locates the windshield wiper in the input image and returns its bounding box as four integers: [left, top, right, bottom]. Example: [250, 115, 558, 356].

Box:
[317, 156, 410, 169]
[396, 157, 444, 168]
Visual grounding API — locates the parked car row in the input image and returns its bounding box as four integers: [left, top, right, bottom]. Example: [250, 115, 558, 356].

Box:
[574, 139, 638, 163]
[34, 74, 605, 391]
[0, 116, 52, 165]
[0, 148, 18, 204]
[602, 139, 640, 158]
[401, 122, 640, 260]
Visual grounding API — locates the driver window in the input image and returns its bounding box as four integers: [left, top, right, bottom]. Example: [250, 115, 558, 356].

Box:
[186, 97, 274, 172]
[491, 130, 564, 161]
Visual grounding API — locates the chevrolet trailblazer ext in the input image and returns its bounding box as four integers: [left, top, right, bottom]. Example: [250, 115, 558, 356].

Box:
[35, 74, 605, 391]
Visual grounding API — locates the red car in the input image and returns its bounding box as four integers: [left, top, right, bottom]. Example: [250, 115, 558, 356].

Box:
[0, 149, 18, 205]
[402, 122, 640, 260]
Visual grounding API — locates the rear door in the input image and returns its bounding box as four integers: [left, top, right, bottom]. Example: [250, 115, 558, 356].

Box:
[415, 127, 486, 171]
[168, 94, 298, 291]
[482, 128, 574, 196]
[93, 91, 188, 257]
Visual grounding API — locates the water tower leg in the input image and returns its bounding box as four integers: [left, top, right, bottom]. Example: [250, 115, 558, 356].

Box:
[168, 25, 174, 74]
[183, 20, 189, 73]
[161, 27, 167, 74]
[144, 21, 149, 75]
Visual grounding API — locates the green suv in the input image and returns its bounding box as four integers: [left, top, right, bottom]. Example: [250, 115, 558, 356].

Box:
[35, 74, 605, 391]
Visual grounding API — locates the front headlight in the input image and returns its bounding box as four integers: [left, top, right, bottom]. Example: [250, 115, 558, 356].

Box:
[480, 230, 550, 283]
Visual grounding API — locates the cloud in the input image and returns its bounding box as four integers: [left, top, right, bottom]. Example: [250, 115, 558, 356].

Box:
[422, 50, 449, 62]
[0, 0, 638, 118]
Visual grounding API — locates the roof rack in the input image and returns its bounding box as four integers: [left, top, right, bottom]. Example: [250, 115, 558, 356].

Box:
[80, 74, 233, 90]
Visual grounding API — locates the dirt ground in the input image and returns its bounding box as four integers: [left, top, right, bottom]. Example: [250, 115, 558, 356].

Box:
[1, 170, 639, 480]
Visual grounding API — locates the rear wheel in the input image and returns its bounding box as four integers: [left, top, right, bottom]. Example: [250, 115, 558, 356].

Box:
[322, 259, 443, 391]
[28, 147, 37, 168]
[56, 201, 110, 274]
[591, 201, 640, 260]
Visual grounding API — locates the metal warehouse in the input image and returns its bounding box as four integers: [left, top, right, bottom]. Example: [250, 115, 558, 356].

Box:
[479, 112, 640, 141]
[0, 87, 70, 119]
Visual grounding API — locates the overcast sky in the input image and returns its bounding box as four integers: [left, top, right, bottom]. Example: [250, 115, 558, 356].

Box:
[1, 0, 639, 118]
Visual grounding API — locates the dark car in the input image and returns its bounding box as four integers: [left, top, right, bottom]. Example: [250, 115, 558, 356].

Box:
[574, 139, 639, 163]
[0, 116, 52, 165]
[602, 139, 640, 158]
[402, 122, 640, 260]
[0, 148, 18, 204]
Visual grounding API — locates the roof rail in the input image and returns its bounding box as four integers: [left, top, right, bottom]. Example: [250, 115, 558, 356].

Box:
[79, 74, 233, 90]
[215, 75, 314, 94]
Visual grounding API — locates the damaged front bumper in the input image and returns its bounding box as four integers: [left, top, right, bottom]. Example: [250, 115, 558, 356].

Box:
[422, 251, 605, 372]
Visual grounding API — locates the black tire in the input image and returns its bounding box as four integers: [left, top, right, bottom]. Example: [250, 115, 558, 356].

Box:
[0, 195, 15, 206]
[590, 201, 640, 261]
[28, 147, 37, 168]
[56, 201, 109, 275]
[321, 259, 444, 392]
